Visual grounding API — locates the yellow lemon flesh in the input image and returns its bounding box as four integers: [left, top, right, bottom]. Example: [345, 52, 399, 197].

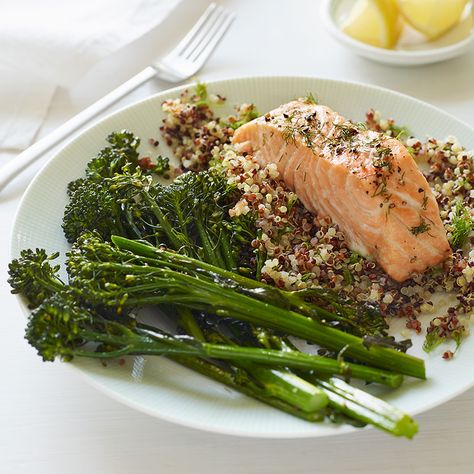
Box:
[341, 0, 402, 49]
[397, 0, 470, 40]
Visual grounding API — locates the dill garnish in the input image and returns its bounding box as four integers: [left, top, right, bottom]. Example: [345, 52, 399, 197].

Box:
[282, 123, 298, 146]
[342, 267, 353, 285]
[281, 111, 317, 153]
[194, 81, 208, 107]
[398, 170, 406, 186]
[449, 201, 474, 249]
[423, 314, 467, 354]
[304, 92, 318, 104]
[421, 192, 428, 211]
[372, 178, 388, 197]
[229, 104, 260, 130]
[299, 126, 317, 152]
[375, 147, 392, 158]
[334, 123, 359, 143]
[392, 125, 410, 141]
[373, 161, 392, 172]
[410, 218, 431, 236]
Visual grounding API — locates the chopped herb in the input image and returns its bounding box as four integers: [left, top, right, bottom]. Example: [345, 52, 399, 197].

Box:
[410, 218, 431, 236]
[335, 123, 359, 143]
[372, 148, 393, 171]
[281, 112, 317, 153]
[195, 81, 208, 107]
[421, 192, 428, 211]
[301, 272, 314, 282]
[375, 147, 392, 158]
[398, 171, 406, 186]
[406, 146, 416, 158]
[423, 314, 467, 354]
[299, 126, 317, 152]
[349, 251, 363, 265]
[286, 194, 298, 213]
[449, 201, 474, 249]
[392, 125, 410, 140]
[372, 178, 388, 197]
[282, 123, 298, 146]
[229, 104, 260, 130]
[303, 92, 318, 104]
[354, 121, 368, 131]
[342, 267, 353, 285]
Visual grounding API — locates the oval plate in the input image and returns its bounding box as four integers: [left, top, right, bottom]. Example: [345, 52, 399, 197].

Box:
[11, 76, 474, 438]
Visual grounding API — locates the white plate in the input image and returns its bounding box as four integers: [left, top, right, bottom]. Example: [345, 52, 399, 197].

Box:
[11, 76, 474, 438]
[321, 0, 474, 66]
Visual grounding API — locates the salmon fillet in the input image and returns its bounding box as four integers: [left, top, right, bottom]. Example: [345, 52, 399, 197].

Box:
[232, 99, 451, 282]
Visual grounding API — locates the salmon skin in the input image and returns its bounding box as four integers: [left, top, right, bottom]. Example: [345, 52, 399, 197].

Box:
[232, 99, 451, 282]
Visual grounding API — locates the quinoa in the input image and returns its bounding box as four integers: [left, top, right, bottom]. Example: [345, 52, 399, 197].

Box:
[160, 90, 474, 357]
[160, 86, 257, 171]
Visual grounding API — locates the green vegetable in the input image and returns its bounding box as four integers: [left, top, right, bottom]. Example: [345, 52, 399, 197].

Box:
[63, 233, 425, 379]
[308, 377, 418, 439]
[26, 293, 397, 386]
[62, 130, 145, 243]
[178, 308, 328, 414]
[112, 235, 397, 342]
[9, 247, 326, 418]
[8, 220, 419, 436]
[8, 249, 64, 308]
[25, 294, 328, 419]
[61, 139, 329, 416]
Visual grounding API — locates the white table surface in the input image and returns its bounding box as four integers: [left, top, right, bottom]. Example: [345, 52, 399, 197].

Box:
[1, 1, 474, 472]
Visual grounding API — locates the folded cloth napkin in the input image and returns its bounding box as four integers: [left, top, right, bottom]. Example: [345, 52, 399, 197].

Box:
[0, 0, 181, 150]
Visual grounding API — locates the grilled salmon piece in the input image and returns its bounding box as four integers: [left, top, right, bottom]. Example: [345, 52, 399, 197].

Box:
[232, 99, 451, 282]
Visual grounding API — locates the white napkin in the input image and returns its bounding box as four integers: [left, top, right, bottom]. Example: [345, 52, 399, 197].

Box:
[0, 0, 181, 150]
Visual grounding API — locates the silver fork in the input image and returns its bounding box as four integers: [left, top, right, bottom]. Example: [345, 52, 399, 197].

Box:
[0, 2, 235, 194]
[154, 3, 235, 82]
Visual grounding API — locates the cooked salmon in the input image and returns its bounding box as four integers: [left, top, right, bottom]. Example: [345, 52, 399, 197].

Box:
[232, 99, 451, 282]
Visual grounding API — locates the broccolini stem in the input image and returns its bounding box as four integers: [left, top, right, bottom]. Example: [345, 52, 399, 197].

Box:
[104, 266, 424, 379]
[68, 318, 401, 387]
[210, 297, 424, 379]
[218, 227, 237, 272]
[111, 236, 387, 336]
[140, 193, 189, 252]
[307, 376, 418, 439]
[194, 218, 226, 268]
[242, 365, 328, 413]
[177, 308, 206, 342]
[170, 355, 324, 422]
[175, 308, 327, 413]
[198, 343, 402, 388]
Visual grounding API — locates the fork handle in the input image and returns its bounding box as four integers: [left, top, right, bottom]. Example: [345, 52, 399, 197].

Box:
[0, 66, 158, 194]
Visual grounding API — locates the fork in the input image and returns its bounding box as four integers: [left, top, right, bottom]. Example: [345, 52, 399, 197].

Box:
[0, 2, 234, 194]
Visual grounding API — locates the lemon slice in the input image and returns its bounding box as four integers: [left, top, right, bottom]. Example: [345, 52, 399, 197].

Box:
[341, 0, 402, 49]
[397, 0, 470, 40]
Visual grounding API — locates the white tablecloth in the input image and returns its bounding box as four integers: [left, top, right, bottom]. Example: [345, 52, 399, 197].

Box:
[1, 1, 474, 472]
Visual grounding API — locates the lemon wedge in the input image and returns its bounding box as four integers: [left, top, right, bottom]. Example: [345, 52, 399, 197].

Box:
[397, 0, 470, 40]
[341, 0, 402, 49]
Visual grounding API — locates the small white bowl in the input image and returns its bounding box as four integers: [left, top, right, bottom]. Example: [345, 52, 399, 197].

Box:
[321, 0, 474, 66]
